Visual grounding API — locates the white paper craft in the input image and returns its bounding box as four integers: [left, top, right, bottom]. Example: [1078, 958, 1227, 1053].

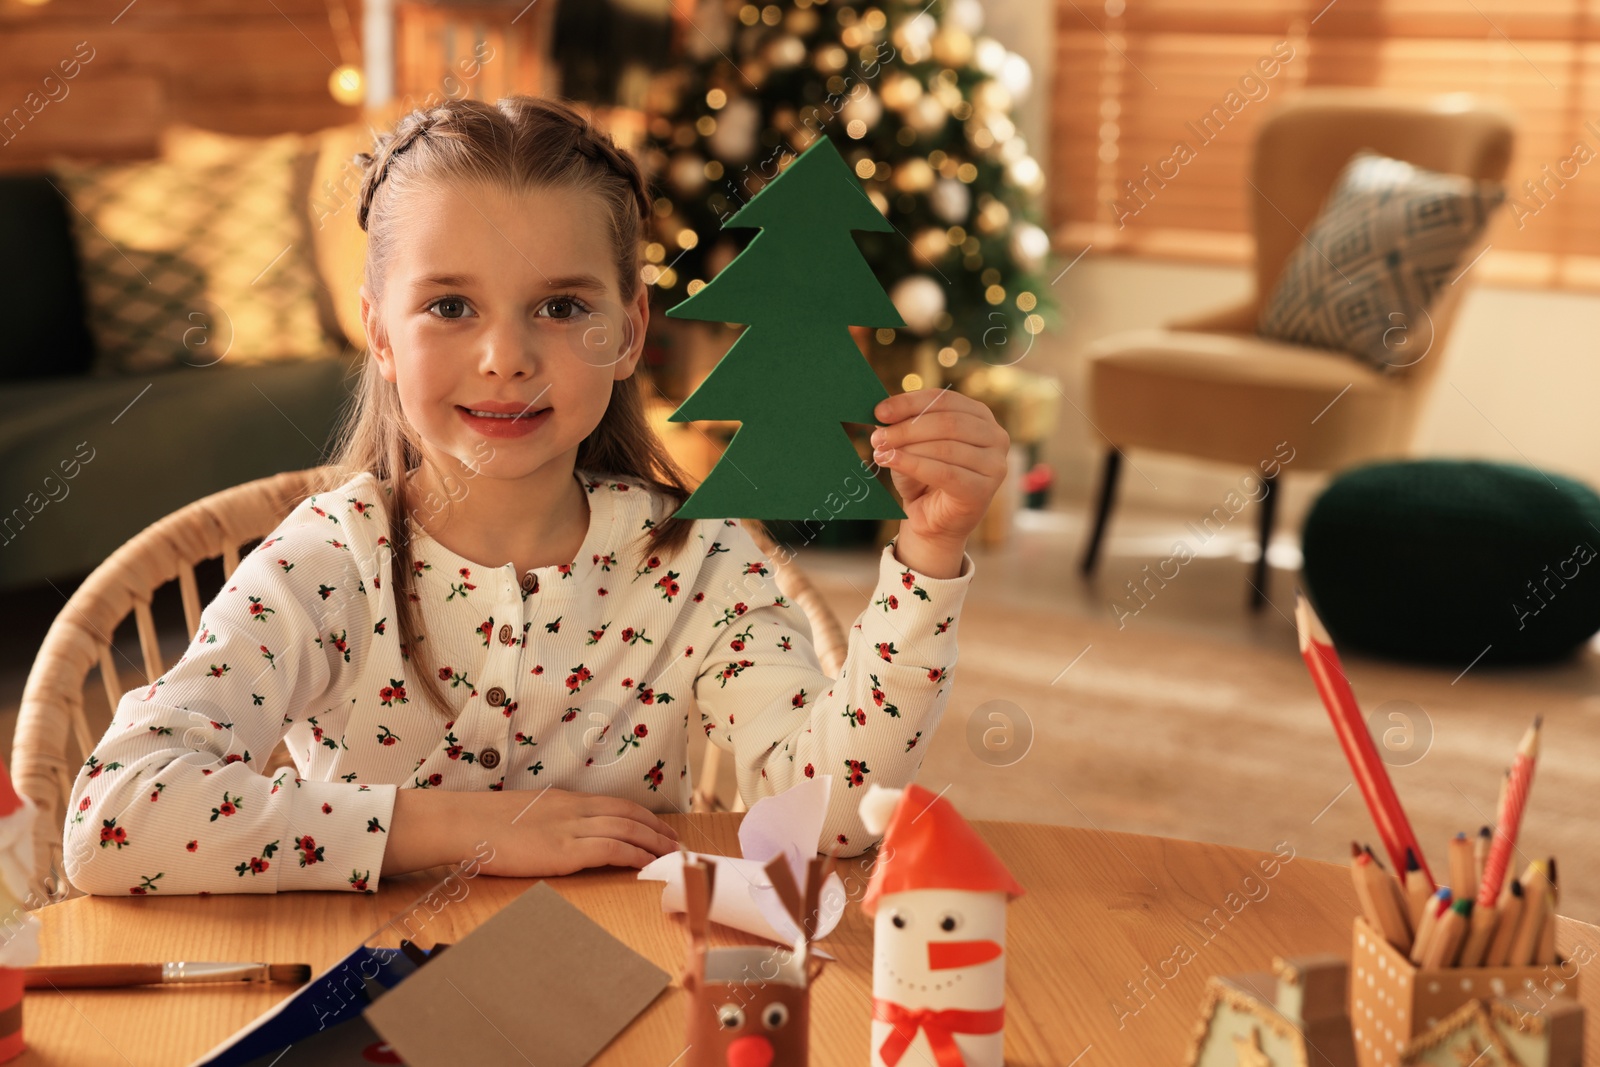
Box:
[639, 775, 845, 946]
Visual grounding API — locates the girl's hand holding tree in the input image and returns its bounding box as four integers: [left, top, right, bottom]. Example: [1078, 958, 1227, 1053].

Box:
[870, 388, 1010, 580]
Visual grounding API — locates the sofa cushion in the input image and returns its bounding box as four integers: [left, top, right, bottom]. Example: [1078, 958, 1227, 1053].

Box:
[0, 174, 98, 382]
[51, 131, 339, 374]
[1258, 150, 1505, 371]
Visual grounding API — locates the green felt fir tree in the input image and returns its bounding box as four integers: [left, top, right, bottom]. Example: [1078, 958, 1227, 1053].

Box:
[666, 133, 907, 521]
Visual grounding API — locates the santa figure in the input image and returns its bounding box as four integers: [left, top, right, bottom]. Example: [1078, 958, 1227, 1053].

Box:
[0, 762, 39, 1061]
[858, 783, 1024, 1067]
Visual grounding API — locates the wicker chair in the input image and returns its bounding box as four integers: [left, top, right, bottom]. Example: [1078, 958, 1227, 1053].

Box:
[12, 468, 848, 906]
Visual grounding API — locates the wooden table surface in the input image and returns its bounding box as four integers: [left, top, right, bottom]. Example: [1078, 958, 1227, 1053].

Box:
[16, 814, 1600, 1065]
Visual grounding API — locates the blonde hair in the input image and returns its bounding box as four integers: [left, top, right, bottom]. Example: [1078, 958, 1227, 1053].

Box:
[322, 95, 696, 720]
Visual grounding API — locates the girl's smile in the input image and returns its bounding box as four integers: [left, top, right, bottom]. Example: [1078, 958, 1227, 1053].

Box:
[455, 401, 553, 438]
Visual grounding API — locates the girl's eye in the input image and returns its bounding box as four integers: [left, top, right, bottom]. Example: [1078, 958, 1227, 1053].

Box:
[428, 297, 473, 320]
[540, 295, 590, 321]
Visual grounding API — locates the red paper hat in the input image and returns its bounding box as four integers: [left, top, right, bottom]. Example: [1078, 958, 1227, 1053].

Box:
[861, 784, 1024, 916]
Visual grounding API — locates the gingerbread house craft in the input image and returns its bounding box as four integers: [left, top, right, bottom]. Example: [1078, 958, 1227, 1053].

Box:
[1183, 954, 1357, 1067]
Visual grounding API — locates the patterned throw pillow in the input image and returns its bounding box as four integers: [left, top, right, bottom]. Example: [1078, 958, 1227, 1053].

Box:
[1257, 150, 1505, 371]
[51, 132, 339, 374]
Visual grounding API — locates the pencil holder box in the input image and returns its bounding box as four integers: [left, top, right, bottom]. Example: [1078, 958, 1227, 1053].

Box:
[1349, 917, 1579, 1067]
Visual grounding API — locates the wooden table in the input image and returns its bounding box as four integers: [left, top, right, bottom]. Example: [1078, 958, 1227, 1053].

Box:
[17, 815, 1600, 1065]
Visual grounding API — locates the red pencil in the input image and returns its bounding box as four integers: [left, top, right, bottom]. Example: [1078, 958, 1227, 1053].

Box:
[1295, 593, 1435, 890]
[1477, 717, 1542, 909]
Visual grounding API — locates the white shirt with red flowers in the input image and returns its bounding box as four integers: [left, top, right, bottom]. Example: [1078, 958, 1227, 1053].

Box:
[62, 470, 973, 896]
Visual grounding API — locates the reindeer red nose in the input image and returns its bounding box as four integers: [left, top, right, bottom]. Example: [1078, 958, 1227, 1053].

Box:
[726, 1035, 774, 1067]
[928, 938, 1003, 970]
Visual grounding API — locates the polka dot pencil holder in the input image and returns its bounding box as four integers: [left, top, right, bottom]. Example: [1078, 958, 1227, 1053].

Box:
[1349, 917, 1579, 1067]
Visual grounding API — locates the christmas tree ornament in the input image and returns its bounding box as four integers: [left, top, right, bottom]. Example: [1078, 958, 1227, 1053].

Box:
[840, 87, 883, 133]
[998, 52, 1034, 100]
[889, 275, 946, 335]
[912, 227, 950, 264]
[669, 152, 710, 196]
[880, 69, 923, 111]
[891, 157, 935, 193]
[1006, 155, 1044, 195]
[907, 94, 949, 134]
[859, 783, 1025, 1067]
[666, 133, 908, 520]
[929, 177, 971, 224]
[680, 852, 835, 1067]
[767, 33, 808, 68]
[708, 96, 761, 162]
[931, 28, 974, 67]
[947, 0, 986, 35]
[973, 38, 1007, 76]
[0, 763, 40, 1062]
[1009, 223, 1050, 273]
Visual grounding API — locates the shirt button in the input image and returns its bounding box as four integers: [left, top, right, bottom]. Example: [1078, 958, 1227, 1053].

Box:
[485, 686, 507, 707]
[479, 747, 501, 769]
[520, 572, 538, 594]
[498, 623, 513, 645]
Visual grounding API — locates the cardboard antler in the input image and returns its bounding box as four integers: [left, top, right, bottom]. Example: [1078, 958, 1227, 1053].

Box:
[681, 853, 717, 994]
[762, 849, 843, 985]
[803, 850, 839, 940]
[763, 855, 806, 938]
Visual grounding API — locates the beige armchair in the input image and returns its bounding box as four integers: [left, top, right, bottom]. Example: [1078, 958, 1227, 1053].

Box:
[1078, 89, 1515, 606]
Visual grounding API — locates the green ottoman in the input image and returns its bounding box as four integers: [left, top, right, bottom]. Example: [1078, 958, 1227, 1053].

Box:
[1301, 460, 1600, 666]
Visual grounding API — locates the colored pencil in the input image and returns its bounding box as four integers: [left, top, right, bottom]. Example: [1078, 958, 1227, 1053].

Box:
[1423, 898, 1472, 968]
[1474, 825, 1491, 894]
[1508, 860, 1549, 966]
[1366, 846, 1414, 939]
[1352, 843, 1411, 951]
[1295, 594, 1434, 888]
[1477, 717, 1542, 909]
[1403, 847, 1432, 928]
[1537, 858, 1559, 965]
[1458, 896, 1498, 968]
[1448, 832, 1475, 901]
[1483, 879, 1525, 966]
[1410, 888, 1451, 966]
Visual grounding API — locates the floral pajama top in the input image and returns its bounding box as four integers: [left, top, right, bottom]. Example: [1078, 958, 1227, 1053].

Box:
[62, 469, 973, 896]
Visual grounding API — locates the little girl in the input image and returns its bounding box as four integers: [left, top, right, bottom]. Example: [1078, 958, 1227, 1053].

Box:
[63, 96, 1007, 896]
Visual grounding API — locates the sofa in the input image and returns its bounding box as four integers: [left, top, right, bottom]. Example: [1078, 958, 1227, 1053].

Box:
[0, 125, 375, 593]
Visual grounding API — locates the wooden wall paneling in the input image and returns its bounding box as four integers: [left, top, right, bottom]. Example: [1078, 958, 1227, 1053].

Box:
[0, 0, 365, 168]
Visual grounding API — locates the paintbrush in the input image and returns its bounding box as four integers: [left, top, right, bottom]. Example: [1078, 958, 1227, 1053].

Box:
[25, 961, 312, 989]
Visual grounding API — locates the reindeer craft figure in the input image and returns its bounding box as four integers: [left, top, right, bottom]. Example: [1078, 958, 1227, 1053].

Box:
[681, 852, 835, 1067]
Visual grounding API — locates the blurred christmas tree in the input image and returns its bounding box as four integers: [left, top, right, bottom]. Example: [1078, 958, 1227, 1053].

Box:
[638, 0, 1055, 395]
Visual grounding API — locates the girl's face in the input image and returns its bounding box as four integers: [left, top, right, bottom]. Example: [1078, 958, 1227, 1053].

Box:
[361, 178, 647, 481]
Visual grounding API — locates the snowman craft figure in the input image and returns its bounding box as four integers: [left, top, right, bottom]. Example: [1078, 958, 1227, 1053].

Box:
[680, 852, 835, 1067]
[859, 784, 1025, 1067]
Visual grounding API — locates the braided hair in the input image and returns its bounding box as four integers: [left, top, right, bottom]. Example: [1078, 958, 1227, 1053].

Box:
[352, 110, 437, 233]
[353, 97, 651, 239]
